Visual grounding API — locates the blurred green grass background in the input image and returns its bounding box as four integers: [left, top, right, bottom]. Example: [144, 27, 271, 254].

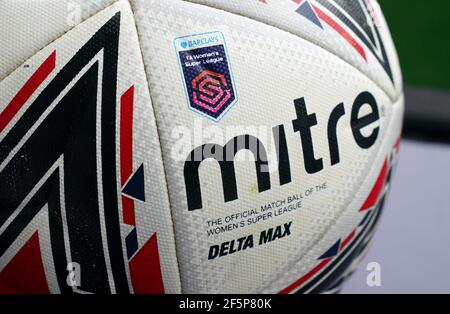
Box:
[379, 0, 450, 90]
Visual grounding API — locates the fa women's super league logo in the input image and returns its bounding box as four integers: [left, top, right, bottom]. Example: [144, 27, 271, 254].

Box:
[175, 31, 238, 121]
[191, 70, 232, 115]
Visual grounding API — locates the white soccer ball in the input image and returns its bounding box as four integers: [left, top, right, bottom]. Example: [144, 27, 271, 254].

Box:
[0, 0, 403, 294]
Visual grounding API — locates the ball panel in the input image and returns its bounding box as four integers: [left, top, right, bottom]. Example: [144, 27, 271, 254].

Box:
[0, 1, 181, 294]
[0, 0, 118, 82]
[131, 0, 403, 293]
[184, 0, 402, 101]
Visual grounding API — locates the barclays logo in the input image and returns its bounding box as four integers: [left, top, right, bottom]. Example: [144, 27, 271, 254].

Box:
[181, 36, 219, 49]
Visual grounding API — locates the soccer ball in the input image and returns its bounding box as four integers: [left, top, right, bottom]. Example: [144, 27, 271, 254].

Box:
[0, 0, 403, 294]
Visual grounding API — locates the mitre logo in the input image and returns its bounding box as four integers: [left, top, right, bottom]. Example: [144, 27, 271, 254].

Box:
[174, 31, 237, 121]
[184, 91, 381, 211]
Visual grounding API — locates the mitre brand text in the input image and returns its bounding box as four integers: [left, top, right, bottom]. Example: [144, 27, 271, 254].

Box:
[184, 91, 380, 211]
